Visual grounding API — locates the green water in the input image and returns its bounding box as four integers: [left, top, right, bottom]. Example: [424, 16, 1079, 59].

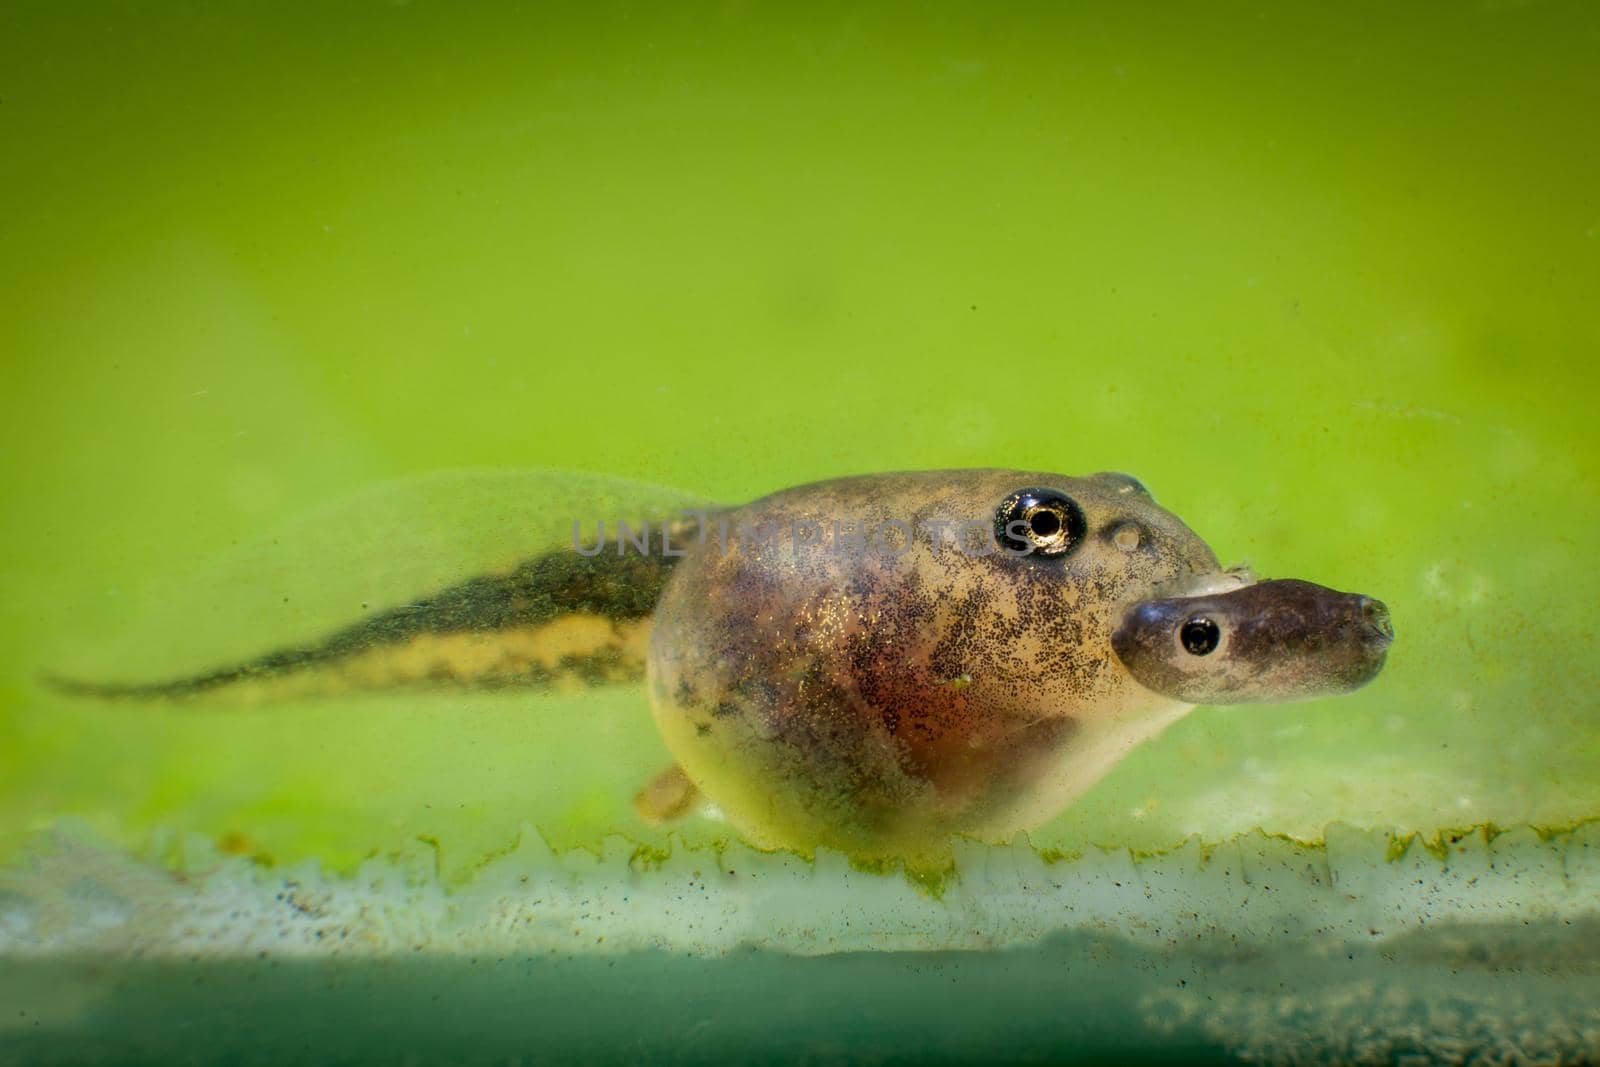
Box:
[2, 2, 1597, 1062]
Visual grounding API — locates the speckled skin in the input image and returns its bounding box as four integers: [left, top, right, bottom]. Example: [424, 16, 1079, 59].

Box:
[647, 469, 1222, 861]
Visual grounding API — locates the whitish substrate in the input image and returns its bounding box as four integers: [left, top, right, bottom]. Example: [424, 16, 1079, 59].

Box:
[1, 820, 1595, 959]
[3, 823, 1598, 1064]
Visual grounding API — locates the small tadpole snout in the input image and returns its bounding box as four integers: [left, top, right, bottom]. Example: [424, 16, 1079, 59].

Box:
[1359, 596, 1395, 643]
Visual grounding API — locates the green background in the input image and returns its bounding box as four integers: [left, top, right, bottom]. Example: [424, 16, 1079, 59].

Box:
[2, 1, 1596, 879]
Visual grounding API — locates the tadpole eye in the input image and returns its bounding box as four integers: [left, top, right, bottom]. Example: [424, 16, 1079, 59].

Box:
[1180, 616, 1220, 656]
[995, 488, 1087, 558]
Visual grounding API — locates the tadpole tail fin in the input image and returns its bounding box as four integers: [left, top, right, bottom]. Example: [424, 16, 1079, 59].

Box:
[45, 531, 695, 703]
[43, 651, 333, 701]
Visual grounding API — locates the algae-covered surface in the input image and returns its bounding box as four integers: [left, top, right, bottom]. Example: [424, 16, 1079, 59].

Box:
[1, 1, 1597, 1062]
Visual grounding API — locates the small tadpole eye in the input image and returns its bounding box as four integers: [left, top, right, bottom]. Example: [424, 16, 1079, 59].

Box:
[1180, 616, 1221, 656]
[995, 488, 1087, 558]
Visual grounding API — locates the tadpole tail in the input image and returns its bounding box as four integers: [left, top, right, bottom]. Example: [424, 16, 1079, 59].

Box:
[44, 527, 698, 703]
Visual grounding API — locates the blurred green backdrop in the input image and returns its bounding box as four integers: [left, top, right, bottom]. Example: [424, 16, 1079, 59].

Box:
[1, 1, 1596, 878]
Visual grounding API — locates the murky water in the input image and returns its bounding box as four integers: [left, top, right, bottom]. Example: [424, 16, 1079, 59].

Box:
[2, 2, 1596, 1062]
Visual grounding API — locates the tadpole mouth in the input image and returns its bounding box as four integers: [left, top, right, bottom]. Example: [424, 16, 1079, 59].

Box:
[1359, 596, 1395, 644]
